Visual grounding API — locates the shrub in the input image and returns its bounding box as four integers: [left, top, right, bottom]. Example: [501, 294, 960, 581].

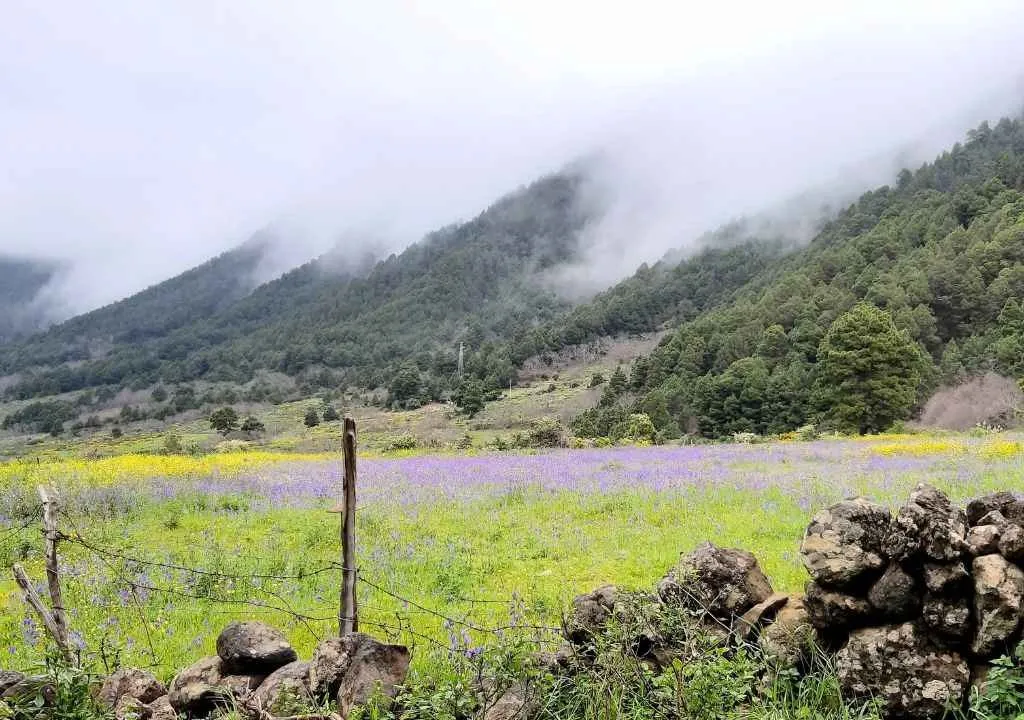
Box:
[322, 405, 340, 422]
[209, 406, 239, 436]
[527, 417, 564, 448]
[241, 416, 266, 435]
[918, 372, 1023, 431]
[589, 372, 606, 387]
[162, 433, 183, 454]
[383, 434, 418, 452]
[303, 408, 320, 428]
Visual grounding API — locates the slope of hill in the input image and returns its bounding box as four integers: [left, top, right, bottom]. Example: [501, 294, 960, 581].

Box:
[0, 172, 593, 404]
[575, 116, 1024, 439]
[0, 256, 61, 342]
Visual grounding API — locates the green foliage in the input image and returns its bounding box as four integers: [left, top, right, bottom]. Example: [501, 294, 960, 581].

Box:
[2, 653, 111, 720]
[527, 417, 564, 448]
[453, 379, 485, 417]
[208, 407, 240, 436]
[240, 415, 265, 435]
[588, 372, 606, 387]
[303, 407, 320, 428]
[322, 405, 340, 422]
[959, 642, 1024, 720]
[815, 303, 923, 434]
[1, 401, 75, 436]
[580, 115, 1024, 438]
[383, 434, 418, 452]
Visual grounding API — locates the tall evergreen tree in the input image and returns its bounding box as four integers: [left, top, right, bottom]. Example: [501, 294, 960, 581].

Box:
[814, 303, 923, 434]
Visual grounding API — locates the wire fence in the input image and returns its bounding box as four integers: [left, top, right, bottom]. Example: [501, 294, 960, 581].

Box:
[5, 495, 564, 674]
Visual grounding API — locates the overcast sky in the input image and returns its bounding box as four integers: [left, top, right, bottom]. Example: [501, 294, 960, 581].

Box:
[3, 1, 1024, 314]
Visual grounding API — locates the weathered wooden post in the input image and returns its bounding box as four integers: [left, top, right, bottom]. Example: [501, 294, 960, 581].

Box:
[12, 486, 72, 661]
[340, 417, 358, 635]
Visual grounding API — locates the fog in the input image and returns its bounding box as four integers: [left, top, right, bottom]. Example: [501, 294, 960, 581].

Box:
[2, 0, 1024, 318]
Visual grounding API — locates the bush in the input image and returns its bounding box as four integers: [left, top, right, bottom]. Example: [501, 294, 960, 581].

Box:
[162, 433, 183, 454]
[322, 405, 340, 422]
[383, 434, 418, 452]
[589, 372, 606, 387]
[303, 407, 320, 428]
[527, 417, 564, 448]
[241, 416, 266, 435]
[961, 642, 1024, 719]
[209, 406, 239, 436]
[918, 372, 1023, 431]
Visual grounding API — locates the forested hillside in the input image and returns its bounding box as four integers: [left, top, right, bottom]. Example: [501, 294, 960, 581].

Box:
[0, 172, 589, 404]
[576, 116, 1024, 439]
[0, 256, 60, 342]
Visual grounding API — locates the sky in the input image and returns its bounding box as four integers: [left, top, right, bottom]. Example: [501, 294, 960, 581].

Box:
[3, 0, 1024, 314]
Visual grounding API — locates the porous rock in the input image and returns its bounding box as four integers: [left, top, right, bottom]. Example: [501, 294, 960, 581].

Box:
[998, 524, 1024, 563]
[836, 622, 969, 720]
[252, 661, 312, 716]
[759, 595, 814, 668]
[147, 696, 177, 720]
[659, 542, 773, 620]
[971, 554, 1024, 657]
[168, 656, 264, 715]
[337, 633, 411, 718]
[922, 562, 970, 595]
[114, 696, 148, 720]
[310, 637, 352, 699]
[967, 525, 1002, 557]
[868, 563, 920, 621]
[0, 672, 26, 696]
[883, 484, 967, 563]
[734, 592, 790, 643]
[804, 581, 872, 632]
[99, 668, 167, 709]
[216, 621, 297, 673]
[967, 492, 1019, 526]
[483, 682, 537, 720]
[564, 585, 618, 645]
[920, 595, 972, 644]
[800, 498, 891, 589]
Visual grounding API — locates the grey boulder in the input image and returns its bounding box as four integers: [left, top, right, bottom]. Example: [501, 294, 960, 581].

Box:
[800, 498, 890, 589]
[216, 621, 297, 674]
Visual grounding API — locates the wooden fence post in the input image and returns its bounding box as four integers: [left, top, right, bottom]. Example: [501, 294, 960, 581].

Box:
[11, 487, 72, 662]
[340, 417, 358, 635]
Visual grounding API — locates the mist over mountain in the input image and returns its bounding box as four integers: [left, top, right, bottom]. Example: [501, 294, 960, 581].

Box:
[0, 255, 63, 342]
[3, 2, 1024, 320]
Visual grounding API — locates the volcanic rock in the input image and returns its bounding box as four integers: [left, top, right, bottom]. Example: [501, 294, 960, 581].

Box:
[336, 633, 411, 718]
[659, 542, 772, 620]
[868, 563, 920, 621]
[216, 621, 297, 674]
[883, 484, 967, 563]
[99, 668, 167, 709]
[971, 554, 1024, 657]
[836, 622, 968, 720]
[800, 498, 890, 589]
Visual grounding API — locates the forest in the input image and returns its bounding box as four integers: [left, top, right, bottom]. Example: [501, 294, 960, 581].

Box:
[4, 116, 1024, 438]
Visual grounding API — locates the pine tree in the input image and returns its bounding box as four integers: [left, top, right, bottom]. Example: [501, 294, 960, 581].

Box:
[815, 303, 923, 434]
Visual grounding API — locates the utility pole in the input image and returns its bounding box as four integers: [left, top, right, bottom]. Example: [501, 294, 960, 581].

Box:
[457, 342, 464, 381]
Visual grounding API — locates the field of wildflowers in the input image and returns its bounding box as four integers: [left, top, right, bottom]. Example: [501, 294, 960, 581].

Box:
[1, 434, 1022, 680]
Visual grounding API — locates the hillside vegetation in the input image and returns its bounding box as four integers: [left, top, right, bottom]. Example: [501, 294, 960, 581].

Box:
[577, 117, 1024, 438]
[5, 117, 1024, 441]
[0, 173, 587, 408]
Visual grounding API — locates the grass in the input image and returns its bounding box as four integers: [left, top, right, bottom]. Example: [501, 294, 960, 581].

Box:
[1, 433, 1022, 685]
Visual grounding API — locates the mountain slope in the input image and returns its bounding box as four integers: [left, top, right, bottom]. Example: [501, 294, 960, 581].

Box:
[575, 116, 1024, 439]
[0, 171, 591, 402]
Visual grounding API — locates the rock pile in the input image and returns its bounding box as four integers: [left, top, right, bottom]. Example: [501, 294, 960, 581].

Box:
[97, 623, 409, 720]
[800, 485, 1024, 719]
